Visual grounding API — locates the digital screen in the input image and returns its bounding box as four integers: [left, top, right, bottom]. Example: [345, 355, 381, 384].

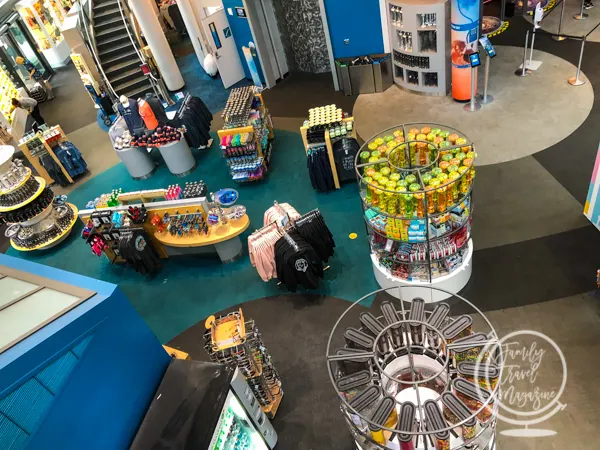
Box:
[236, 7, 246, 17]
[469, 52, 481, 68]
[479, 36, 496, 58]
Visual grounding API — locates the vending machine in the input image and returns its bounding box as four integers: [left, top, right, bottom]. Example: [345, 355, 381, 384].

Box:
[131, 359, 278, 449]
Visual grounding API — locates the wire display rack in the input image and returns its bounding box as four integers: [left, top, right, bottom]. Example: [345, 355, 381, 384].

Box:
[355, 123, 476, 301]
[326, 286, 503, 449]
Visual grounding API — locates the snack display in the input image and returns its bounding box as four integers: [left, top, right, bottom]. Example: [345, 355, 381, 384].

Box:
[355, 123, 475, 287]
[218, 89, 274, 183]
[327, 290, 501, 450]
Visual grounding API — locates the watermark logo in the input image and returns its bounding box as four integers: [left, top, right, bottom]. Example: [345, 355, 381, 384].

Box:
[475, 330, 567, 438]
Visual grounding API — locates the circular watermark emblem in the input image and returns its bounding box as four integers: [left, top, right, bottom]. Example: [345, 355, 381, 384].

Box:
[474, 330, 567, 432]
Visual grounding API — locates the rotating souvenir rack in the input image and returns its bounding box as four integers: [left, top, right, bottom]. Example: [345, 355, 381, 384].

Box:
[218, 87, 275, 183]
[204, 309, 283, 419]
[0, 146, 77, 251]
[355, 123, 475, 301]
[326, 287, 502, 450]
[300, 105, 356, 190]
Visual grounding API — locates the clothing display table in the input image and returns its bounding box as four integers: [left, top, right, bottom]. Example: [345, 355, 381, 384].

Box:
[157, 139, 195, 177]
[0, 145, 77, 252]
[18, 125, 87, 186]
[300, 106, 355, 190]
[114, 145, 156, 180]
[155, 215, 249, 263]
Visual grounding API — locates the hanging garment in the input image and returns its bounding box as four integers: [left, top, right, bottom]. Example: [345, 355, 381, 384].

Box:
[274, 231, 323, 292]
[293, 209, 335, 263]
[144, 93, 169, 124]
[169, 95, 213, 148]
[248, 223, 283, 282]
[307, 146, 335, 192]
[54, 141, 88, 178]
[138, 99, 158, 130]
[39, 153, 69, 186]
[332, 137, 360, 183]
[117, 98, 145, 134]
[263, 203, 301, 227]
[117, 229, 161, 275]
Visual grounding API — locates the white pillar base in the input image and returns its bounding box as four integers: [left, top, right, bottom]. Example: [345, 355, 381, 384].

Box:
[370, 239, 473, 302]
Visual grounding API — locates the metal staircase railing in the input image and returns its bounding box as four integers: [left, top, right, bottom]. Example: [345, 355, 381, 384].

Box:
[77, 0, 117, 99]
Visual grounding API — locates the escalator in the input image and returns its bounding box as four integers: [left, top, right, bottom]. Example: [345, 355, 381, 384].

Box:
[91, 0, 154, 98]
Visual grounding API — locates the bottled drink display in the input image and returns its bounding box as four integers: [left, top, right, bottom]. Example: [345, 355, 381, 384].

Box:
[394, 51, 430, 69]
[419, 30, 437, 53]
[418, 12, 437, 27]
[389, 5, 403, 26]
[397, 31, 412, 52]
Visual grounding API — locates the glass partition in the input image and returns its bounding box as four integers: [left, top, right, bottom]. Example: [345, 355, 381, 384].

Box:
[0, 267, 95, 353]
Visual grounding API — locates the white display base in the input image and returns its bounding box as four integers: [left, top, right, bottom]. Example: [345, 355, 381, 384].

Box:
[371, 239, 473, 302]
[522, 60, 543, 71]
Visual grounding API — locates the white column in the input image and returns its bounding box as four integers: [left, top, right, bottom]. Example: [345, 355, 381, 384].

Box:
[176, 0, 205, 68]
[129, 0, 184, 91]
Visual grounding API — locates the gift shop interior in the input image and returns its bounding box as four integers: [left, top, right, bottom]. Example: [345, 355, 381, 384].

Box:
[0, 0, 599, 449]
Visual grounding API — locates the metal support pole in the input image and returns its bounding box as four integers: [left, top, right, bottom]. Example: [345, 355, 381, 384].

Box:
[568, 36, 586, 86]
[528, 28, 536, 65]
[464, 66, 481, 111]
[552, 0, 567, 41]
[480, 54, 494, 104]
[515, 30, 531, 76]
[574, 0, 588, 19]
[501, 0, 506, 22]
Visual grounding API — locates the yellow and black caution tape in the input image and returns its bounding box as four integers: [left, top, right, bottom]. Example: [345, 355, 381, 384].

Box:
[527, 0, 557, 14]
[486, 20, 510, 38]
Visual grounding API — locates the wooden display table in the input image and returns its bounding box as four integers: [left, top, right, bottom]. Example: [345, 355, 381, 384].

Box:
[79, 196, 249, 264]
[154, 215, 249, 263]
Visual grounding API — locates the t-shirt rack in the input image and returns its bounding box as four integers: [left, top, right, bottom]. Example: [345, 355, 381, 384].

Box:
[248, 201, 335, 291]
[18, 125, 85, 186]
[300, 115, 355, 190]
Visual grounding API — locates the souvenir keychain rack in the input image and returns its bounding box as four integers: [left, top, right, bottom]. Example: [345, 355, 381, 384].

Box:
[217, 88, 275, 183]
[18, 125, 75, 185]
[300, 106, 356, 190]
[204, 309, 284, 419]
[0, 146, 78, 252]
[326, 286, 502, 450]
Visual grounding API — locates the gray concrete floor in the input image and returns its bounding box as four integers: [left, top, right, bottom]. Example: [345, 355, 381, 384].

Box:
[485, 293, 600, 449]
[353, 45, 594, 166]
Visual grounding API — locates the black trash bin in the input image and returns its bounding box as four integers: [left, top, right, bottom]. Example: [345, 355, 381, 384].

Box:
[505, 0, 515, 17]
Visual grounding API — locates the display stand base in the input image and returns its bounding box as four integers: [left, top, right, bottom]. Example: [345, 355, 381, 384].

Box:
[370, 239, 473, 302]
[522, 60, 543, 71]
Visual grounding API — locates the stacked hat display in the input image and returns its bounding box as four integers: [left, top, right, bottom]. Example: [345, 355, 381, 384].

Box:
[0, 145, 78, 251]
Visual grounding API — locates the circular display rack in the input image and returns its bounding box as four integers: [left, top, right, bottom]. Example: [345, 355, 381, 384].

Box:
[326, 286, 503, 450]
[0, 145, 77, 252]
[355, 123, 476, 301]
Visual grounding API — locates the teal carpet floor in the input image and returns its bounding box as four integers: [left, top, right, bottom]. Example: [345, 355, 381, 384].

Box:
[7, 130, 377, 342]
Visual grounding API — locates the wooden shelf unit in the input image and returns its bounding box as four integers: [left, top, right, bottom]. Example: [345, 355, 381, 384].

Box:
[18, 125, 75, 185]
[300, 116, 356, 190]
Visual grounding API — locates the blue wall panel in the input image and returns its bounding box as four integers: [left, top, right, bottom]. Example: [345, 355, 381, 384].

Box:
[0, 255, 171, 450]
[324, 0, 384, 58]
[218, 2, 265, 82]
